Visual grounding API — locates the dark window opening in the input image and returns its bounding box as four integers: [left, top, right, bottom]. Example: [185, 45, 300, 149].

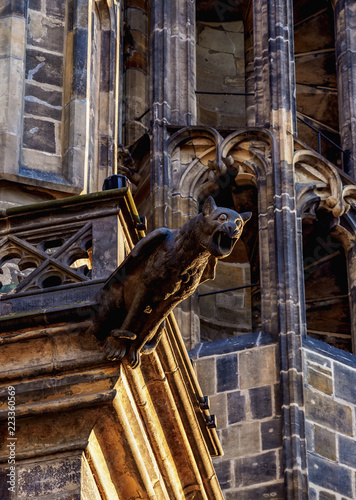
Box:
[197, 176, 260, 341]
[303, 215, 351, 352]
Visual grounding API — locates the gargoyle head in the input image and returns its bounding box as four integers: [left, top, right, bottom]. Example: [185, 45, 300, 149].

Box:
[199, 196, 252, 258]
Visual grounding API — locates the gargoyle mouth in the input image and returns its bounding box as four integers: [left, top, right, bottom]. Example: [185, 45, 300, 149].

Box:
[212, 231, 236, 255]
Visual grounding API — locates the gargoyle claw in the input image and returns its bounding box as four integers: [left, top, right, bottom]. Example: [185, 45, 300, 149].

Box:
[104, 336, 127, 361]
[128, 348, 141, 369]
[110, 329, 137, 340]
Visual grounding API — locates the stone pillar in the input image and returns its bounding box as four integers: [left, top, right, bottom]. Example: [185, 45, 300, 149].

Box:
[150, 0, 196, 228]
[333, 0, 356, 177]
[0, 1, 26, 179]
[64, 0, 94, 194]
[253, 0, 307, 498]
[124, 0, 150, 145]
[244, 6, 255, 127]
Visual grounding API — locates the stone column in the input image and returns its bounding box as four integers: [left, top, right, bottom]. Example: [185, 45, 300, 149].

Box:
[124, 0, 150, 145]
[0, 1, 26, 178]
[150, 0, 196, 228]
[333, 0, 356, 178]
[244, 6, 255, 127]
[253, 0, 307, 498]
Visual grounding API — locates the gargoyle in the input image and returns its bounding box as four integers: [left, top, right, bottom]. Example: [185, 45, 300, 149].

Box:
[88, 196, 251, 368]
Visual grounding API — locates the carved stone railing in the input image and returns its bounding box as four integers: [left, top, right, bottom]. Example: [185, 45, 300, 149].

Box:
[0, 188, 140, 320]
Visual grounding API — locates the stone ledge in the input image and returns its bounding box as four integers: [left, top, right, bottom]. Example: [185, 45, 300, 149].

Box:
[303, 336, 356, 369]
[189, 331, 274, 358]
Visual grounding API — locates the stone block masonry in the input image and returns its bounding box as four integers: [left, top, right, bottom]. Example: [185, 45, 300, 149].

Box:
[191, 333, 285, 499]
[303, 339, 356, 500]
[22, 0, 65, 171]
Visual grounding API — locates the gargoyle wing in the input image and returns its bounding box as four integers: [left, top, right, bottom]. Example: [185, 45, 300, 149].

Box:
[200, 255, 217, 284]
[104, 228, 171, 290]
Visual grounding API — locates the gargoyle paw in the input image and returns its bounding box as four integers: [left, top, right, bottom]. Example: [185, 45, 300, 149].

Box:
[104, 336, 127, 361]
[110, 329, 137, 340]
[128, 348, 141, 369]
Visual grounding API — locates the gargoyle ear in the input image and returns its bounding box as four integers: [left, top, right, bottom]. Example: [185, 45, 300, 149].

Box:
[241, 211, 252, 223]
[202, 196, 217, 217]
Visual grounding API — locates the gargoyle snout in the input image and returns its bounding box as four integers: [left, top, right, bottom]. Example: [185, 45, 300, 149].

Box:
[222, 222, 240, 238]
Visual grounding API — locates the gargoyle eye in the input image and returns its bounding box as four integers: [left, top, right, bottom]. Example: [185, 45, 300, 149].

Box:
[218, 213, 228, 222]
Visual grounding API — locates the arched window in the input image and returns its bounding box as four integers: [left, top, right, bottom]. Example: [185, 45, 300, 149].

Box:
[198, 181, 260, 341]
[302, 213, 351, 351]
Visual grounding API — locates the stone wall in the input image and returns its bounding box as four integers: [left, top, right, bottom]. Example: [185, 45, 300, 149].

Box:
[191, 334, 285, 499]
[196, 20, 246, 128]
[0, 0, 119, 207]
[23, 0, 65, 170]
[303, 338, 356, 500]
[198, 258, 252, 341]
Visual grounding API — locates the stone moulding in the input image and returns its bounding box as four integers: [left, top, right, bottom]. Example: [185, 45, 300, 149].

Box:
[0, 313, 223, 497]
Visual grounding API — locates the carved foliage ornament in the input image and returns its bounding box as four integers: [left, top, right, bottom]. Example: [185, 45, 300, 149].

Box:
[88, 197, 252, 367]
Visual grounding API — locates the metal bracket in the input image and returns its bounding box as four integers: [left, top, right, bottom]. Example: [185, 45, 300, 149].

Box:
[205, 414, 217, 429]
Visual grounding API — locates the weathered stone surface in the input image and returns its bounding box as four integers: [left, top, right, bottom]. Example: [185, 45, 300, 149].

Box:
[305, 388, 353, 435]
[239, 346, 277, 389]
[334, 363, 356, 405]
[314, 425, 336, 461]
[227, 390, 246, 424]
[209, 393, 227, 429]
[225, 482, 285, 500]
[199, 292, 216, 320]
[220, 422, 260, 459]
[274, 383, 282, 416]
[190, 333, 274, 358]
[235, 451, 277, 487]
[319, 492, 336, 500]
[26, 49, 63, 87]
[46, 0, 66, 21]
[305, 350, 332, 371]
[23, 117, 56, 153]
[27, 11, 65, 54]
[0, 0, 26, 17]
[29, 0, 41, 11]
[307, 367, 333, 395]
[249, 386, 272, 420]
[17, 456, 82, 498]
[0, 468, 10, 500]
[217, 354, 238, 392]
[339, 435, 356, 469]
[0, 57, 25, 135]
[305, 420, 314, 452]
[261, 418, 283, 450]
[70, 28, 88, 98]
[216, 292, 244, 311]
[308, 453, 352, 497]
[0, 16, 25, 60]
[127, 7, 148, 35]
[24, 83, 62, 121]
[309, 487, 317, 499]
[207, 262, 243, 295]
[213, 460, 232, 490]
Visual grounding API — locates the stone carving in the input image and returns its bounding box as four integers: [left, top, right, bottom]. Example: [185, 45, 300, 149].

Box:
[89, 197, 252, 367]
[0, 224, 92, 294]
[117, 145, 141, 192]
